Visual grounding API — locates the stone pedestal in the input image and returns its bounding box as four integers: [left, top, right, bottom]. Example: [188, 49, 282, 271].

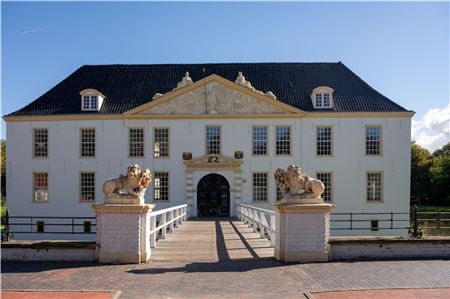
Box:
[92, 204, 154, 264]
[272, 203, 335, 263]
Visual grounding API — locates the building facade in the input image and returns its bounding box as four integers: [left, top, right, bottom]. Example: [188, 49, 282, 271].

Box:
[4, 63, 414, 239]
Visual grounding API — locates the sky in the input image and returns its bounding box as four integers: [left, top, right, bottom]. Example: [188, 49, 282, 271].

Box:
[1, 1, 449, 152]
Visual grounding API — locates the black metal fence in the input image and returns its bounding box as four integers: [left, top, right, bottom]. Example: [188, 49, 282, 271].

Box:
[330, 206, 450, 238]
[2, 216, 96, 241]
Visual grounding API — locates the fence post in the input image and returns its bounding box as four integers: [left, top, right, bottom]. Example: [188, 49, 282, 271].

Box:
[169, 210, 174, 232]
[72, 218, 75, 234]
[270, 214, 276, 247]
[408, 205, 423, 239]
[437, 212, 440, 229]
[349, 213, 352, 230]
[259, 211, 265, 238]
[161, 213, 167, 239]
[390, 212, 393, 229]
[150, 215, 156, 248]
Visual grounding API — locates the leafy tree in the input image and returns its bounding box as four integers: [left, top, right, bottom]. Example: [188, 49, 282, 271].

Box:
[410, 141, 432, 202]
[1, 139, 5, 198]
[430, 142, 450, 204]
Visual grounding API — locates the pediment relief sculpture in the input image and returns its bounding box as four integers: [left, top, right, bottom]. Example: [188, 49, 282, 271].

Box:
[274, 164, 325, 204]
[144, 81, 287, 115]
[184, 154, 242, 170]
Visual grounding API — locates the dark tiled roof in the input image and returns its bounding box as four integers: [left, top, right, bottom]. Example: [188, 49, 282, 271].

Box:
[7, 62, 408, 116]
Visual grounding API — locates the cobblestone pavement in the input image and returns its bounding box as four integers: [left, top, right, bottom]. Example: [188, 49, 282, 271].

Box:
[2, 219, 450, 298]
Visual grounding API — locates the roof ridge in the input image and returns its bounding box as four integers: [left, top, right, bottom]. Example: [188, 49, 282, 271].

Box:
[82, 62, 342, 67]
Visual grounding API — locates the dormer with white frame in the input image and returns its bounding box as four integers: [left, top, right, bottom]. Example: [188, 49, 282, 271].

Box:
[80, 89, 105, 112]
[311, 86, 334, 109]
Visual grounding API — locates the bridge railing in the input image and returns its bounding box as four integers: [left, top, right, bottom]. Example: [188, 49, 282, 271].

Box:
[236, 204, 275, 246]
[149, 204, 188, 248]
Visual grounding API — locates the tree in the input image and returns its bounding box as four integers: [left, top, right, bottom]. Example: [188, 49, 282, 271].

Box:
[410, 141, 432, 202]
[430, 142, 450, 204]
[1, 139, 5, 198]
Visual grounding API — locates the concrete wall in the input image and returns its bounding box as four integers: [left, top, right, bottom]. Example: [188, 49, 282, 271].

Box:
[330, 237, 450, 260]
[6, 116, 411, 239]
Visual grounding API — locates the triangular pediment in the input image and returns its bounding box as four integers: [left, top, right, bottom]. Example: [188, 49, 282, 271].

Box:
[184, 154, 242, 170]
[124, 74, 305, 117]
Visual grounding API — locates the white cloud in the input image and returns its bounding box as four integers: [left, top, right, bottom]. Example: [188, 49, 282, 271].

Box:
[412, 103, 450, 153]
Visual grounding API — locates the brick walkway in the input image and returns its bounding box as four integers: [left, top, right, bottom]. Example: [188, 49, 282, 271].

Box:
[2, 219, 450, 298]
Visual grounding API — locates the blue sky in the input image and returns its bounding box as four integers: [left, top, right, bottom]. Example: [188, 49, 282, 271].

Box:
[1, 2, 449, 150]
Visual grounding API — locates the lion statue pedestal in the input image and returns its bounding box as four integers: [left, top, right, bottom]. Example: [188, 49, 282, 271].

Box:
[272, 164, 335, 263]
[92, 164, 155, 264]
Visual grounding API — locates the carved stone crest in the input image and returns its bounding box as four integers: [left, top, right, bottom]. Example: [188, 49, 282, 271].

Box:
[234, 151, 243, 159]
[274, 164, 325, 204]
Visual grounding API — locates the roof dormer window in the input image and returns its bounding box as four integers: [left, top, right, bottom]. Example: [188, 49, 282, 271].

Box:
[311, 86, 334, 109]
[80, 89, 105, 112]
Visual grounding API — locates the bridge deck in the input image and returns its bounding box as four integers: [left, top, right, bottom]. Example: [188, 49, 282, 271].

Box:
[150, 219, 274, 261]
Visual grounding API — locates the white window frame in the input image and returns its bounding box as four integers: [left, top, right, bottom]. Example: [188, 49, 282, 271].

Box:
[252, 126, 268, 156]
[316, 172, 333, 202]
[80, 128, 96, 158]
[154, 128, 169, 158]
[33, 172, 48, 202]
[80, 172, 96, 202]
[129, 128, 145, 158]
[311, 86, 334, 109]
[275, 126, 291, 156]
[365, 125, 383, 156]
[252, 172, 268, 202]
[206, 126, 221, 155]
[316, 126, 333, 156]
[33, 128, 48, 158]
[366, 171, 383, 202]
[154, 172, 169, 201]
[80, 89, 105, 112]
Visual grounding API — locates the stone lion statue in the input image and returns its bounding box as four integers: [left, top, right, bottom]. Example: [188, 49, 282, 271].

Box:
[103, 164, 152, 199]
[275, 164, 325, 200]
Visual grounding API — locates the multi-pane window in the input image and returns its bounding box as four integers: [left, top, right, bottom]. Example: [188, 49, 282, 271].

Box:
[206, 126, 221, 155]
[154, 172, 169, 201]
[80, 128, 96, 157]
[252, 172, 268, 202]
[275, 126, 291, 155]
[315, 93, 331, 108]
[367, 172, 383, 201]
[276, 186, 282, 201]
[80, 172, 95, 201]
[129, 128, 144, 157]
[154, 128, 169, 157]
[317, 172, 332, 202]
[82, 95, 98, 111]
[33, 172, 48, 202]
[33, 129, 48, 158]
[316, 126, 332, 156]
[252, 126, 268, 155]
[366, 126, 382, 155]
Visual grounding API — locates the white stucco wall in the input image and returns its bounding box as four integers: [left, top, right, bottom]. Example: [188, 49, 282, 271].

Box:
[6, 116, 411, 239]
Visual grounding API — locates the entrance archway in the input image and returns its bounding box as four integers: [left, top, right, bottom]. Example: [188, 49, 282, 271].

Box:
[197, 174, 230, 217]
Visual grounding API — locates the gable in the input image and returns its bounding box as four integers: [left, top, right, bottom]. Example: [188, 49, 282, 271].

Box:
[126, 75, 304, 117]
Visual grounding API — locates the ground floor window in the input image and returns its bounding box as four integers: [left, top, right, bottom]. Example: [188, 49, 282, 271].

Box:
[33, 172, 48, 202]
[316, 172, 332, 202]
[80, 172, 95, 202]
[276, 185, 282, 201]
[252, 172, 268, 202]
[367, 172, 383, 202]
[154, 172, 169, 201]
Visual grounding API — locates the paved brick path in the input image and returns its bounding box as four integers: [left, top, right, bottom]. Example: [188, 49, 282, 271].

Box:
[2, 219, 450, 298]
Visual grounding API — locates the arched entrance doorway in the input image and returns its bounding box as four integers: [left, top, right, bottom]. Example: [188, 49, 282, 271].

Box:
[197, 174, 230, 217]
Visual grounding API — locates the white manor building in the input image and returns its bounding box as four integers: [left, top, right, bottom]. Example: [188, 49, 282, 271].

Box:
[4, 62, 414, 239]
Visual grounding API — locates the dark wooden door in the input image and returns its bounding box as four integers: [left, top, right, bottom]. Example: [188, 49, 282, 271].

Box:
[197, 174, 230, 217]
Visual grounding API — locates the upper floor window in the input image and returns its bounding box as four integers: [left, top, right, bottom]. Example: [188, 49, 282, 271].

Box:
[129, 128, 144, 158]
[33, 128, 48, 158]
[33, 172, 48, 202]
[276, 126, 291, 155]
[366, 125, 382, 156]
[316, 126, 333, 156]
[154, 128, 169, 157]
[252, 126, 268, 155]
[367, 172, 383, 202]
[311, 86, 334, 109]
[80, 128, 96, 158]
[206, 126, 221, 155]
[80, 89, 105, 112]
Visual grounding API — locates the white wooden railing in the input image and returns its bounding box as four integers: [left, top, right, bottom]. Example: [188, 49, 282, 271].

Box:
[149, 204, 188, 248]
[236, 204, 276, 246]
